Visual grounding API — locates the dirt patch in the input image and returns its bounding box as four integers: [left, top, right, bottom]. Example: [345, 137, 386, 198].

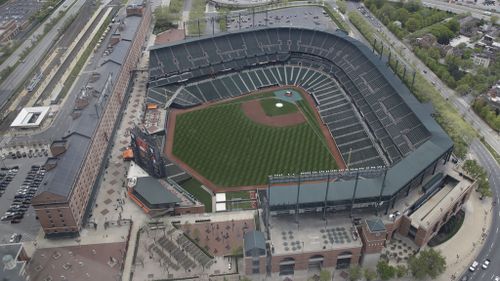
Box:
[241, 99, 306, 127]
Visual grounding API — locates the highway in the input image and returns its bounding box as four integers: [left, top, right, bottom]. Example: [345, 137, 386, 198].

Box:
[387, 0, 499, 21]
[466, 140, 500, 281]
[0, 0, 87, 116]
[421, 0, 499, 19]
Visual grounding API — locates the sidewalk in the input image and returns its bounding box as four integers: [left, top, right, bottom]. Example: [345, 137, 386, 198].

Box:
[433, 192, 492, 281]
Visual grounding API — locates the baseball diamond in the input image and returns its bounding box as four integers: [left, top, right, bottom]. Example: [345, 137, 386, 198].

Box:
[169, 88, 340, 188]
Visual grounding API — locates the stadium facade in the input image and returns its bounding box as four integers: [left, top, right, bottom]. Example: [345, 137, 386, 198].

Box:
[148, 27, 476, 276]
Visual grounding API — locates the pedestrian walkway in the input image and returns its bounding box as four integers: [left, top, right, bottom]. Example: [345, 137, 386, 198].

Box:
[433, 192, 492, 281]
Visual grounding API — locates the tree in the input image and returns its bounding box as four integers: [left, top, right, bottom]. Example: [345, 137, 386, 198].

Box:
[491, 15, 498, 25]
[405, 17, 420, 32]
[463, 159, 487, 179]
[404, 0, 422, 12]
[377, 260, 396, 280]
[320, 270, 332, 281]
[153, 5, 179, 34]
[446, 18, 460, 34]
[408, 248, 446, 279]
[348, 265, 363, 281]
[337, 0, 347, 14]
[478, 177, 493, 199]
[396, 265, 408, 278]
[364, 268, 378, 281]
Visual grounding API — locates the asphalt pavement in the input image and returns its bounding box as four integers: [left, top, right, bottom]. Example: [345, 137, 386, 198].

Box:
[466, 140, 500, 281]
[0, 156, 47, 245]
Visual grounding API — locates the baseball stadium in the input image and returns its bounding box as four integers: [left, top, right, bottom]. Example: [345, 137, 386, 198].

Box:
[148, 26, 453, 196]
[143, 27, 475, 276]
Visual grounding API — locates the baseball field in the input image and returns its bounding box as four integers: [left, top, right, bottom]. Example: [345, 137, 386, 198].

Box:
[171, 90, 339, 188]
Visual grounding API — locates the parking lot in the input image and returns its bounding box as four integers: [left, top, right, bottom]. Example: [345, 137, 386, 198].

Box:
[0, 0, 43, 23]
[226, 6, 337, 31]
[0, 156, 47, 245]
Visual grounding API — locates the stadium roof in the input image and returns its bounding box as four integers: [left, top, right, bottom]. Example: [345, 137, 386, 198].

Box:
[134, 177, 181, 205]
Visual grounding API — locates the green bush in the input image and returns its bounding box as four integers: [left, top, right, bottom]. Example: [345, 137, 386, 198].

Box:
[472, 97, 500, 132]
[154, 5, 180, 34]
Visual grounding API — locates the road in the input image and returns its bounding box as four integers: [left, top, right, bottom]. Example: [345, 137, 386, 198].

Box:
[0, 0, 87, 115]
[348, 1, 500, 155]
[466, 140, 500, 281]
[421, 0, 500, 18]
[387, 0, 500, 22]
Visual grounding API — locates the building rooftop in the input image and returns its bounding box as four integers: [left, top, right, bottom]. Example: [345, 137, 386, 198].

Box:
[134, 177, 181, 205]
[409, 169, 473, 230]
[365, 218, 386, 233]
[269, 214, 362, 256]
[244, 230, 266, 254]
[144, 107, 166, 135]
[10, 106, 50, 128]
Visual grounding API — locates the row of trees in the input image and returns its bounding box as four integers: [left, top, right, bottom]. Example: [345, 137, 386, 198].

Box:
[472, 98, 500, 132]
[463, 159, 493, 198]
[348, 249, 446, 280]
[153, 0, 183, 34]
[30, 0, 63, 22]
[363, 0, 452, 38]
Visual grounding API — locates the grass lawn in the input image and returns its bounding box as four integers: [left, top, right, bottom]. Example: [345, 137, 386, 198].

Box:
[173, 95, 337, 187]
[180, 178, 212, 212]
[260, 98, 298, 116]
[226, 191, 251, 200]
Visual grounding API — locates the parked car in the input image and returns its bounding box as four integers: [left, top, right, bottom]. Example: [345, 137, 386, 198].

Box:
[482, 259, 490, 269]
[9, 233, 21, 243]
[469, 261, 479, 272]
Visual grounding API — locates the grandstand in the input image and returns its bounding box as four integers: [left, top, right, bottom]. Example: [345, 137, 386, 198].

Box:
[148, 27, 453, 213]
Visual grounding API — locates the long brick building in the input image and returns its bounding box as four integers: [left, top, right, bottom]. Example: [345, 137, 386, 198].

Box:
[31, 2, 151, 237]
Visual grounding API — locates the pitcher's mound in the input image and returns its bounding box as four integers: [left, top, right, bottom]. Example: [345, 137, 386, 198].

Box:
[241, 99, 306, 127]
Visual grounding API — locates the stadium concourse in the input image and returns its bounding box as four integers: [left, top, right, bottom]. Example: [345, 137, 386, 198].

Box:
[144, 27, 477, 278]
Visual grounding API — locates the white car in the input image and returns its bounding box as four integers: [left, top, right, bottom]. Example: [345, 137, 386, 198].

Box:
[469, 261, 479, 272]
[9, 233, 21, 243]
[482, 259, 490, 269]
[494, 276, 499, 281]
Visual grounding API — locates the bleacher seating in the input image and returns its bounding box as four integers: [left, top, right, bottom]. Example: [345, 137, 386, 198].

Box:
[148, 27, 432, 168]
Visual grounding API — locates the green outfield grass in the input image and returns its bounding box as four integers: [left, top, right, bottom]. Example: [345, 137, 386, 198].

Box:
[260, 98, 298, 116]
[172, 94, 337, 187]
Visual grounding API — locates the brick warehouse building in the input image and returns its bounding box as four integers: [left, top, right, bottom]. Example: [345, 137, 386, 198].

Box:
[31, 1, 151, 237]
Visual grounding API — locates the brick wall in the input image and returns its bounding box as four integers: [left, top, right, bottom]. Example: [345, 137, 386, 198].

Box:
[270, 247, 362, 273]
[359, 224, 387, 254]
